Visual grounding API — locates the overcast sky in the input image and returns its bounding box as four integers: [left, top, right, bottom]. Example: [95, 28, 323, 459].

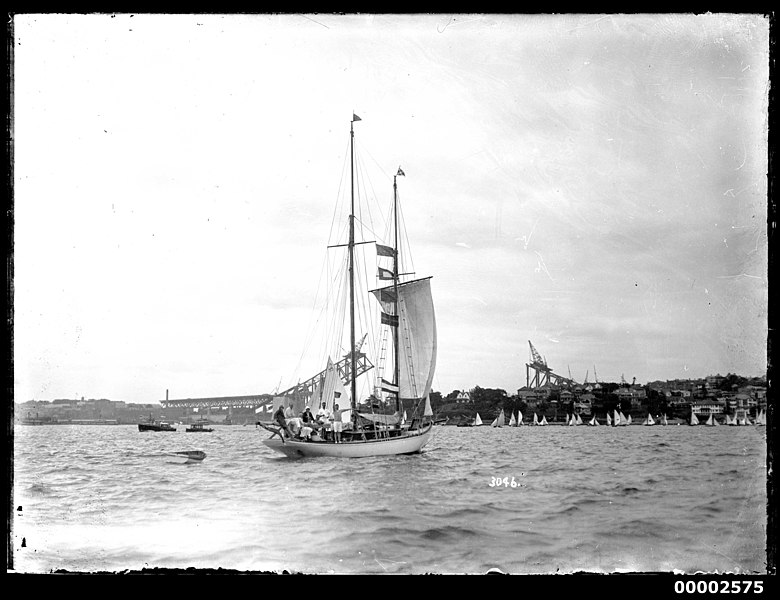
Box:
[12, 13, 769, 404]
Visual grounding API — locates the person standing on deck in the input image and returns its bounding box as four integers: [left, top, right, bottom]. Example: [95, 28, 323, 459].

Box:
[316, 401, 331, 424]
[332, 403, 344, 443]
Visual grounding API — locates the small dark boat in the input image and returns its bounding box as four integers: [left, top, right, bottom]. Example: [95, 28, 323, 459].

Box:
[186, 420, 214, 433]
[138, 413, 177, 432]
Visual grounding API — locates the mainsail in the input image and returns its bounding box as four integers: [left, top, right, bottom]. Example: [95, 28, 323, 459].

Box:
[371, 278, 437, 402]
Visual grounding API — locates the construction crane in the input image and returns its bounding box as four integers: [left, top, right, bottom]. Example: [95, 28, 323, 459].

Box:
[525, 340, 576, 389]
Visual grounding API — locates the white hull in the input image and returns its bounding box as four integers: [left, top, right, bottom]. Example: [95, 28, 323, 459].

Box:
[262, 423, 434, 458]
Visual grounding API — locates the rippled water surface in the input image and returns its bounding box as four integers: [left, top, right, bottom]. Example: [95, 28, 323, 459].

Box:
[11, 423, 768, 574]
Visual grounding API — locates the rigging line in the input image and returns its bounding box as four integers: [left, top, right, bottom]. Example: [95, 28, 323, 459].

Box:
[358, 139, 393, 186]
[395, 191, 416, 279]
[315, 252, 349, 368]
[327, 136, 352, 246]
[291, 250, 333, 384]
[293, 243, 349, 391]
[287, 229, 348, 389]
[330, 250, 349, 359]
[358, 249, 378, 378]
[354, 150, 383, 243]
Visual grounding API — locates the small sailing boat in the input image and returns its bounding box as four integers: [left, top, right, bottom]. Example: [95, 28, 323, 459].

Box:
[690, 410, 700, 426]
[619, 411, 630, 426]
[517, 410, 524, 426]
[260, 115, 436, 458]
[567, 414, 576, 426]
[606, 412, 612, 426]
[755, 409, 766, 426]
[642, 413, 655, 426]
[491, 409, 506, 428]
[539, 415, 548, 426]
[612, 410, 621, 427]
[508, 411, 517, 427]
[533, 412, 540, 426]
[475, 413, 484, 426]
[705, 414, 716, 427]
[660, 414, 668, 426]
[588, 416, 599, 426]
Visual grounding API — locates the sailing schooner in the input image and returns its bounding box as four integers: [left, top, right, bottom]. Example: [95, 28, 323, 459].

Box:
[259, 114, 437, 458]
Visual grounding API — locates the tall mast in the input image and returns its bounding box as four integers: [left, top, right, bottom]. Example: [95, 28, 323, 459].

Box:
[349, 116, 357, 413]
[393, 172, 400, 414]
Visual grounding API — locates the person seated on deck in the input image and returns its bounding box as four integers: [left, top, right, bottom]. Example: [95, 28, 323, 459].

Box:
[331, 403, 344, 444]
[299, 425, 315, 440]
[301, 406, 320, 430]
[281, 402, 303, 436]
[273, 405, 294, 438]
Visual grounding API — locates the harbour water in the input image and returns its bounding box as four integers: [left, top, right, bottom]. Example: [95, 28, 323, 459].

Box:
[10, 423, 768, 574]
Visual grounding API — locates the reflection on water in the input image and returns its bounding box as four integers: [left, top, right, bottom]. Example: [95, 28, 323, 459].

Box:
[11, 423, 767, 574]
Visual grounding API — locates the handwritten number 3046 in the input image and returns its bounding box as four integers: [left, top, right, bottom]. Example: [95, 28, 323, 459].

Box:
[490, 476, 519, 488]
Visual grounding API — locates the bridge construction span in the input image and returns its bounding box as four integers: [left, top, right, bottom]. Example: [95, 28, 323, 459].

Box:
[160, 394, 275, 411]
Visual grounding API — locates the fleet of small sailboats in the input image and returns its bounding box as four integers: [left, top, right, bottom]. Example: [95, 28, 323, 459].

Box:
[451, 409, 762, 429]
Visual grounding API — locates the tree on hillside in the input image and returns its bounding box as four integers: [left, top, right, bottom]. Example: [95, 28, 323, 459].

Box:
[718, 373, 748, 391]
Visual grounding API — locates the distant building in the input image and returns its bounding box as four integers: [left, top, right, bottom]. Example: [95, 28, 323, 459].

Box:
[456, 391, 471, 404]
[705, 374, 725, 389]
[692, 399, 726, 416]
[574, 394, 593, 415]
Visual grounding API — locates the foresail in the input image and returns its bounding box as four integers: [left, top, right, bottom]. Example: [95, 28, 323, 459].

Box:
[371, 277, 436, 401]
[321, 357, 350, 417]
